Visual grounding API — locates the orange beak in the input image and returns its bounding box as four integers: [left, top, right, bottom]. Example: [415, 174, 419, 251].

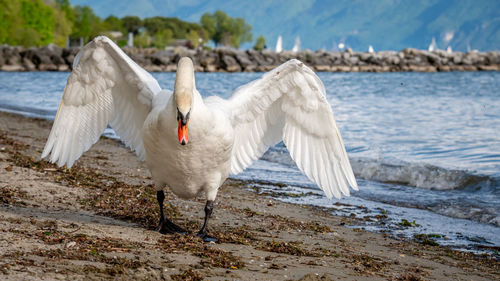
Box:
[178, 119, 189, 145]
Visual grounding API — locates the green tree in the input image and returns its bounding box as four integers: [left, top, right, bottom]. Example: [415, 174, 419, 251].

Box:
[143, 16, 208, 48]
[152, 29, 173, 49]
[253, 35, 266, 51]
[0, 0, 21, 45]
[231, 17, 252, 48]
[143, 17, 167, 35]
[122, 16, 142, 35]
[186, 29, 205, 48]
[103, 15, 124, 32]
[71, 5, 102, 43]
[20, 0, 56, 46]
[0, 3, 250, 49]
[134, 31, 150, 48]
[201, 10, 252, 48]
[201, 11, 228, 46]
[0, 0, 60, 46]
[55, 0, 74, 23]
[51, 0, 73, 46]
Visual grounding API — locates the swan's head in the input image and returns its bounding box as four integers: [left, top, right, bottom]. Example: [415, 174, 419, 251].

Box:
[174, 57, 195, 145]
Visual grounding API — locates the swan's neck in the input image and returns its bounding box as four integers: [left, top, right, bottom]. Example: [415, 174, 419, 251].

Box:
[174, 57, 195, 114]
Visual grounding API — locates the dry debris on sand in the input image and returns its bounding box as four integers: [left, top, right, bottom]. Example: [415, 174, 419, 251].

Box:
[0, 111, 498, 280]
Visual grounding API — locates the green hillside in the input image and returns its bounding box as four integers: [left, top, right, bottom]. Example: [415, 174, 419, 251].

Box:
[70, 0, 500, 51]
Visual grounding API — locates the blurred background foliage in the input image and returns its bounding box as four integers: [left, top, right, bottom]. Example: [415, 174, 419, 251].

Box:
[0, 0, 261, 49]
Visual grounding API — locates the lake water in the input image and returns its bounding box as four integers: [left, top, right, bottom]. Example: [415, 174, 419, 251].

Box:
[0, 71, 499, 256]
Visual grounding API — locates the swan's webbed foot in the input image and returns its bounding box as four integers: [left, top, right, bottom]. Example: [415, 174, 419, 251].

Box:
[157, 218, 186, 234]
[156, 190, 186, 235]
[196, 231, 217, 243]
[197, 200, 217, 243]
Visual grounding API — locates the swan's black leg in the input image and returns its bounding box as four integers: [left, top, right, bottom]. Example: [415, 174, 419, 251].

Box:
[156, 190, 186, 234]
[197, 200, 217, 242]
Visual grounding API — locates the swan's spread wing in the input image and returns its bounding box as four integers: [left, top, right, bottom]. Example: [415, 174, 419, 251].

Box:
[42, 36, 161, 167]
[227, 59, 357, 199]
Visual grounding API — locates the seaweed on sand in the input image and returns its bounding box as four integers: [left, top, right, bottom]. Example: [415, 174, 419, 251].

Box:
[157, 235, 245, 269]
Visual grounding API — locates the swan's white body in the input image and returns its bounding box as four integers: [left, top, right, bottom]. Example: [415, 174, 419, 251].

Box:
[42, 36, 358, 204]
[142, 89, 233, 200]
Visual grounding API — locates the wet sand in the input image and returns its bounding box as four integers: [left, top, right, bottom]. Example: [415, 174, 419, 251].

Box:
[0, 111, 498, 280]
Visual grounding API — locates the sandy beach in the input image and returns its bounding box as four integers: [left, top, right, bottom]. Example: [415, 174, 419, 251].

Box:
[0, 111, 498, 280]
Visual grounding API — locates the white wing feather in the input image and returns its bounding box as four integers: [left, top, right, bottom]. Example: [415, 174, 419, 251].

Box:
[227, 59, 357, 199]
[42, 36, 161, 167]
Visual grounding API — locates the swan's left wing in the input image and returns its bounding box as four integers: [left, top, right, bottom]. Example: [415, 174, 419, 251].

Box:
[41, 36, 161, 167]
[227, 59, 357, 199]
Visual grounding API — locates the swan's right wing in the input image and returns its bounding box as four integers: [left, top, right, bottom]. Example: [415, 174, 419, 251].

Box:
[42, 36, 161, 167]
[227, 59, 357, 199]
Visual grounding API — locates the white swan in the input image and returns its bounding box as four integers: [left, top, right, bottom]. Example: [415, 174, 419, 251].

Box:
[42, 36, 358, 241]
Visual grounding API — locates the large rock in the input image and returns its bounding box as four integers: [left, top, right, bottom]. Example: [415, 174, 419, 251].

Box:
[386, 55, 401, 65]
[314, 65, 332, 72]
[234, 52, 254, 70]
[198, 49, 217, 67]
[62, 48, 79, 68]
[171, 46, 196, 60]
[277, 51, 295, 63]
[452, 54, 462, 64]
[327, 52, 343, 65]
[3, 46, 22, 65]
[129, 53, 151, 68]
[165, 64, 177, 72]
[486, 52, 500, 64]
[21, 48, 52, 66]
[261, 50, 280, 66]
[41, 44, 63, 57]
[408, 65, 437, 72]
[143, 65, 163, 72]
[348, 56, 359, 65]
[38, 63, 58, 71]
[22, 57, 36, 71]
[261, 52, 278, 66]
[50, 53, 66, 66]
[150, 50, 173, 66]
[342, 52, 351, 60]
[1, 64, 23, 71]
[332, 65, 351, 72]
[479, 65, 500, 71]
[358, 52, 371, 62]
[246, 49, 268, 66]
[204, 64, 217, 72]
[220, 54, 241, 72]
[58, 64, 69, 71]
[423, 51, 441, 65]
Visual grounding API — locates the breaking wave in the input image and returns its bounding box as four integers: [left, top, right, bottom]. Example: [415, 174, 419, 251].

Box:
[261, 148, 497, 191]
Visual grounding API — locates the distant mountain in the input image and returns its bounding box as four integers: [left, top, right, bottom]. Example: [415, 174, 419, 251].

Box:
[70, 0, 500, 51]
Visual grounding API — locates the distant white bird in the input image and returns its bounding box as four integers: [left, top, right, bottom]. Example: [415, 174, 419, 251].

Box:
[368, 45, 374, 53]
[42, 36, 358, 241]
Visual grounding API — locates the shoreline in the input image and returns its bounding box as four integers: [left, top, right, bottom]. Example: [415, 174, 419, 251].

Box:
[1, 44, 499, 73]
[0, 111, 498, 280]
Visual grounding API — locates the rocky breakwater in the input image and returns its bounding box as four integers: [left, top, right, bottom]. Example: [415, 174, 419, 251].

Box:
[1, 43, 499, 72]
